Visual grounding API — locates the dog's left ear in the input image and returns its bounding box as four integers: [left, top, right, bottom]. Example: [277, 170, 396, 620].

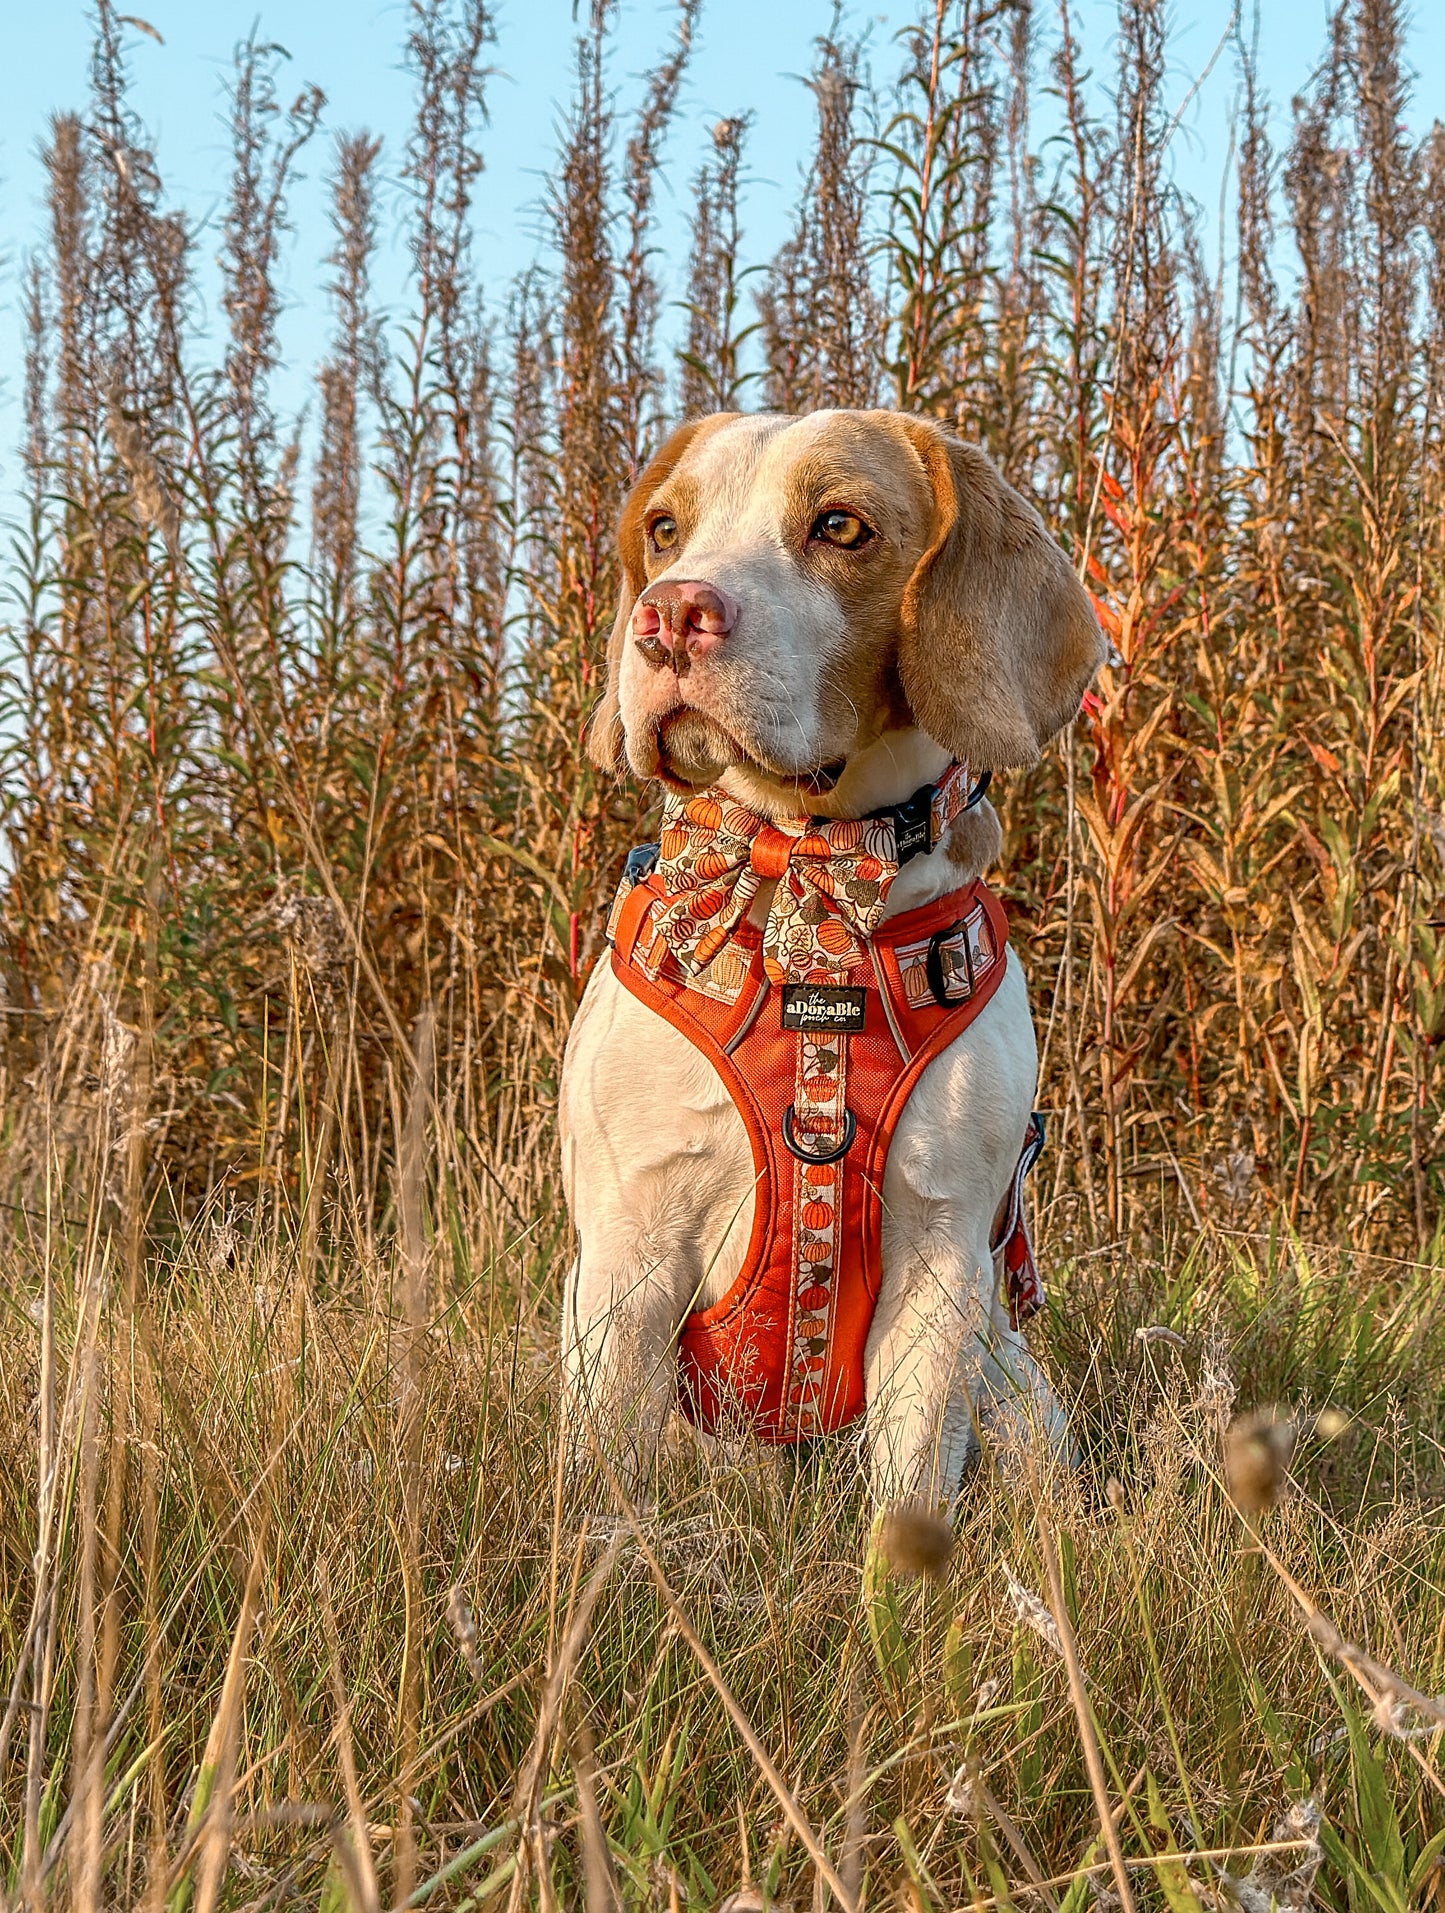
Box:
[587, 415, 734, 775]
[895, 416, 1105, 770]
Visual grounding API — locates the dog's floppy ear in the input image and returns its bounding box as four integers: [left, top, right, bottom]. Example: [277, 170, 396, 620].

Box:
[587, 416, 731, 774]
[895, 416, 1105, 770]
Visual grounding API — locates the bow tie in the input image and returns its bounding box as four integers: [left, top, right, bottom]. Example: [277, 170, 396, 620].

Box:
[651, 763, 975, 983]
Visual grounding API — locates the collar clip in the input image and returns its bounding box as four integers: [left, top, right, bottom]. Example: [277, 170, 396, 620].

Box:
[884, 766, 993, 867]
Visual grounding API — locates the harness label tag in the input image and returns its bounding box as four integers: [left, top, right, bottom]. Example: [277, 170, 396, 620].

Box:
[779, 984, 868, 1033]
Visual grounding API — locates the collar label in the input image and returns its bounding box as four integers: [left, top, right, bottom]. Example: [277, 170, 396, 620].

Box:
[779, 983, 868, 1033]
[892, 791, 933, 863]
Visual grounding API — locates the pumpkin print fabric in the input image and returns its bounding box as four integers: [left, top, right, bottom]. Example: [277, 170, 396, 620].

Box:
[652, 763, 974, 983]
[786, 1027, 849, 1433]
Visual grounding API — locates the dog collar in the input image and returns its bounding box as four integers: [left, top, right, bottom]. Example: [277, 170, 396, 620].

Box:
[867, 763, 992, 866]
[621, 762, 991, 893]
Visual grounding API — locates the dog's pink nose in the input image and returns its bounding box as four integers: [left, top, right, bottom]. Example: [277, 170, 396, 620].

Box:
[632, 579, 739, 669]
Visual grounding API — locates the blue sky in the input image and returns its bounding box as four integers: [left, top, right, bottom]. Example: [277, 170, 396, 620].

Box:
[3, 0, 1445, 493]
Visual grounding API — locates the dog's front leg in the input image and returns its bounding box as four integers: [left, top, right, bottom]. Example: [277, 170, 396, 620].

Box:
[864, 1223, 998, 1506]
[561, 966, 754, 1494]
[562, 1223, 696, 1490]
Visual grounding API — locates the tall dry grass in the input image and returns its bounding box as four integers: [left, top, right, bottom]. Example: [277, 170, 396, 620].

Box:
[0, 0, 1443, 1905]
[3, 0, 1441, 1248]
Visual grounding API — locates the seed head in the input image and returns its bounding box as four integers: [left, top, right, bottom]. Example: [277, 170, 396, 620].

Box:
[1000, 1558, 1063, 1658]
[1199, 1347, 1239, 1425]
[1224, 1409, 1296, 1514]
[206, 1205, 242, 1281]
[878, 1503, 955, 1580]
[1135, 1324, 1186, 1348]
[447, 1583, 482, 1680]
[1211, 1149, 1257, 1209]
[271, 884, 351, 1001]
[945, 1763, 980, 1816]
[1228, 1797, 1322, 1910]
[94, 989, 137, 1117]
[105, 372, 181, 550]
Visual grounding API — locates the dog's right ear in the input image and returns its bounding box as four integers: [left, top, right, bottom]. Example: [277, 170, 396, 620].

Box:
[587, 417, 725, 775]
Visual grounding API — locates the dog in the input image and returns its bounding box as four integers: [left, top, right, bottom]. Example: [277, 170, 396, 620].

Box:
[560, 409, 1104, 1505]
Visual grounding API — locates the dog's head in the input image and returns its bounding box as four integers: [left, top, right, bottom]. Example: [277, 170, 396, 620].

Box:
[589, 410, 1104, 819]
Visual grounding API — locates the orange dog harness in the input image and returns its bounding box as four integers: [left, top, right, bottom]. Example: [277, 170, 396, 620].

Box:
[606, 774, 1045, 1443]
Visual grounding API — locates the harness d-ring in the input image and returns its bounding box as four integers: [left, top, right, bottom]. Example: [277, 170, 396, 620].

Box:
[925, 918, 977, 1008]
[782, 1104, 857, 1164]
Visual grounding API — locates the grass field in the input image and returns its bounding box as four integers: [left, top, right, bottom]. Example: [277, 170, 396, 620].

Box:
[2, 1183, 1442, 1909]
[3, 0, 1445, 1901]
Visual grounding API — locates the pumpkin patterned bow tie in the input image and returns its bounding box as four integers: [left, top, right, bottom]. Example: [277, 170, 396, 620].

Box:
[652, 762, 975, 984]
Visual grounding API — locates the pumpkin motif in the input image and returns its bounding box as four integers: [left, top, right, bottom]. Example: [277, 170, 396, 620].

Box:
[801, 1199, 834, 1230]
[648, 758, 976, 983]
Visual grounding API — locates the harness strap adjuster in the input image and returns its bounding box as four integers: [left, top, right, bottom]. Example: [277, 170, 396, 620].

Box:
[624, 841, 661, 887]
[782, 1104, 857, 1164]
[925, 917, 978, 1008]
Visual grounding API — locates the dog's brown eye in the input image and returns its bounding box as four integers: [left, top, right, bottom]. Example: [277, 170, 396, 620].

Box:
[811, 509, 873, 550]
[650, 515, 678, 551]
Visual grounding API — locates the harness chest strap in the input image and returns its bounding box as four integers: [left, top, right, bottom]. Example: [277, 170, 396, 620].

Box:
[608, 870, 1046, 1443]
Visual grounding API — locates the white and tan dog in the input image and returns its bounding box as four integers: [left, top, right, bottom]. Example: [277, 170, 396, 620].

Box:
[561, 409, 1103, 1504]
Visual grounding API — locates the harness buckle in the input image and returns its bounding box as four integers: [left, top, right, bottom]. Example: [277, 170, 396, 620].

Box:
[782, 1104, 857, 1164]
